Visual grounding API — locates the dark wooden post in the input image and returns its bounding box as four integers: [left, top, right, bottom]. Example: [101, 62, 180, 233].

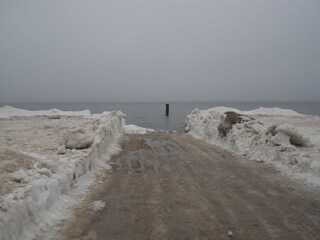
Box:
[165, 104, 169, 116]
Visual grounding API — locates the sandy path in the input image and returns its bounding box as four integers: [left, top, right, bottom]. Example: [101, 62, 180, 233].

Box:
[62, 133, 320, 240]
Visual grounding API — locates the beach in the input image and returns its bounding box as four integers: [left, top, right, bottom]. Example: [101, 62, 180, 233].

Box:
[0, 106, 320, 239]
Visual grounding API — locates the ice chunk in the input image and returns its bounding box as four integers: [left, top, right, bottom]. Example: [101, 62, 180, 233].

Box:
[271, 131, 291, 147]
[57, 145, 67, 154]
[274, 124, 310, 147]
[12, 169, 28, 183]
[63, 128, 94, 149]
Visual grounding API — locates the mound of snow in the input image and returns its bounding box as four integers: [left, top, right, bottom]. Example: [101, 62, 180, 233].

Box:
[0, 111, 125, 240]
[185, 107, 320, 187]
[123, 124, 155, 134]
[196, 106, 303, 116]
[243, 107, 303, 116]
[0, 105, 91, 118]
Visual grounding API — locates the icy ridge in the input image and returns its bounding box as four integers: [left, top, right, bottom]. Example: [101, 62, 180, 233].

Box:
[123, 124, 155, 134]
[0, 111, 125, 240]
[185, 107, 320, 188]
[0, 105, 91, 118]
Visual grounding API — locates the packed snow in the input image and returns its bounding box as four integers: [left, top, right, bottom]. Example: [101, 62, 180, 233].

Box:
[185, 107, 320, 188]
[0, 107, 126, 240]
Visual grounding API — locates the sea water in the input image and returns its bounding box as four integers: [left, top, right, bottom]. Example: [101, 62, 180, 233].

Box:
[2, 102, 320, 131]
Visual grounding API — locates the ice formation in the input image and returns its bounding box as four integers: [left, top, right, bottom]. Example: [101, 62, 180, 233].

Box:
[0, 105, 91, 118]
[0, 108, 126, 240]
[123, 124, 155, 134]
[185, 107, 320, 187]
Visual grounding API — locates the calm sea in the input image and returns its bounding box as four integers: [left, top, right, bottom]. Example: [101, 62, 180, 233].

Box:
[2, 102, 320, 131]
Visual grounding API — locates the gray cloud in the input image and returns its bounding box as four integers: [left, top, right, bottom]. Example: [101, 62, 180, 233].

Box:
[1, 0, 320, 102]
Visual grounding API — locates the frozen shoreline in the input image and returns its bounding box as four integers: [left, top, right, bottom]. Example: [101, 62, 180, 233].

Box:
[185, 107, 320, 188]
[0, 107, 126, 240]
[1, 105, 320, 239]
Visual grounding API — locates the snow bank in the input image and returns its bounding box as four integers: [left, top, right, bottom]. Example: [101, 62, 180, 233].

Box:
[185, 107, 320, 187]
[242, 107, 303, 116]
[187, 106, 303, 116]
[0, 111, 125, 240]
[0, 105, 91, 118]
[123, 124, 155, 134]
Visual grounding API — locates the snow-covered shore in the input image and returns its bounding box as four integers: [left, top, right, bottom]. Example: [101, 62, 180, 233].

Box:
[0, 106, 126, 240]
[185, 107, 320, 188]
[0, 105, 91, 118]
[2, 104, 319, 239]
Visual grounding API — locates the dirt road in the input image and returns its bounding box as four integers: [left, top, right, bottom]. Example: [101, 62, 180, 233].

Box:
[63, 133, 320, 240]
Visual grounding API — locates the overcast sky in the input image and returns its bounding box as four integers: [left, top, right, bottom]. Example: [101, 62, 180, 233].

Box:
[1, 0, 320, 102]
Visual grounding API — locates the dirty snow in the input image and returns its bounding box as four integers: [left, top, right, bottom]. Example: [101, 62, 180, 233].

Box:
[91, 200, 106, 211]
[185, 107, 320, 188]
[123, 124, 155, 134]
[0, 107, 125, 240]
